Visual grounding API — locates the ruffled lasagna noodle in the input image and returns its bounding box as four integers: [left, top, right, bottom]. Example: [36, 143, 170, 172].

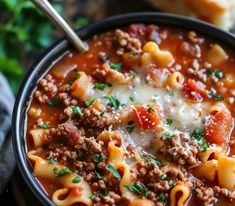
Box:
[26, 24, 235, 206]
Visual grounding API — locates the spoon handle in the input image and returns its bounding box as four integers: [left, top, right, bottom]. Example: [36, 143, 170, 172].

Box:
[31, 0, 88, 53]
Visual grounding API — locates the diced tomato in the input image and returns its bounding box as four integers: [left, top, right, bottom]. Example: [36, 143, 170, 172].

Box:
[132, 105, 161, 130]
[122, 52, 141, 69]
[128, 24, 146, 38]
[183, 79, 209, 102]
[204, 109, 232, 145]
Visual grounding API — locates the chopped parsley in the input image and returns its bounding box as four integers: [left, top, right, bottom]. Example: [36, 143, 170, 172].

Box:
[130, 70, 136, 79]
[201, 139, 208, 152]
[53, 167, 73, 177]
[100, 112, 105, 117]
[72, 176, 81, 183]
[160, 174, 168, 180]
[75, 72, 81, 79]
[125, 183, 150, 197]
[109, 62, 123, 72]
[163, 132, 173, 139]
[48, 152, 56, 164]
[215, 95, 224, 101]
[93, 153, 106, 163]
[40, 123, 51, 129]
[207, 69, 224, 79]
[47, 98, 61, 107]
[106, 165, 121, 180]
[157, 193, 166, 202]
[72, 106, 82, 114]
[166, 118, 173, 126]
[140, 154, 162, 167]
[192, 128, 207, 152]
[84, 98, 96, 107]
[129, 96, 135, 102]
[169, 92, 174, 97]
[94, 83, 106, 91]
[95, 170, 105, 180]
[103, 96, 120, 110]
[192, 128, 204, 141]
[89, 192, 99, 200]
[126, 120, 135, 133]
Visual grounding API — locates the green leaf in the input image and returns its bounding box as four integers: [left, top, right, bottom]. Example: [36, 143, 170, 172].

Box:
[160, 174, 167, 180]
[0, 57, 23, 75]
[89, 192, 99, 200]
[74, 17, 90, 29]
[47, 98, 61, 107]
[125, 183, 150, 197]
[0, 0, 18, 11]
[95, 170, 105, 180]
[93, 153, 105, 163]
[126, 120, 135, 133]
[84, 99, 96, 107]
[215, 95, 224, 101]
[57, 168, 73, 176]
[166, 118, 173, 126]
[40, 123, 51, 129]
[95, 83, 106, 91]
[163, 132, 173, 139]
[75, 72, 81, 79]
[192, 128, 204, 141]
[109, 62, 123, 72]
[157, 193, 166, 202]
[72, 106, 82, 114]
[72, 176, 81, 183]
[140, 154, 162, 167]
[106, 165, 121, 180]
[129, 96, 135, 102]
[103, 96, 120, 110]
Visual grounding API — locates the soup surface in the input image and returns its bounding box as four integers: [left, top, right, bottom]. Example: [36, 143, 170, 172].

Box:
[26, 24, 235, 206]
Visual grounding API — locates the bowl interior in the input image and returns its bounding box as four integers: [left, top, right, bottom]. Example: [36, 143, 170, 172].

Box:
[12, 12, 235, 205]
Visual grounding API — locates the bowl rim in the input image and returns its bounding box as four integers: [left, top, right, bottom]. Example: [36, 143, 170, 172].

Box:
[12, 12, 235, 205]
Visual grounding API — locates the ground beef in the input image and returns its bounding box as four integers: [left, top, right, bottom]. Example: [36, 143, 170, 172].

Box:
[195, 186, 216, 205]
[214, 186, 235, 202]
[115, 29, 142, 55]
[159, 133, 199, 166]
[93, 62, 134, 85]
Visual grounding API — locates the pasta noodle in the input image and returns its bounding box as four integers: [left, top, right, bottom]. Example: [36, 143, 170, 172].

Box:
[170, 182, 190, 206]
[165, 72, 185, 90]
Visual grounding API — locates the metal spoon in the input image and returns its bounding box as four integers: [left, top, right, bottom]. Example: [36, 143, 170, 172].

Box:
[31, 0, 88, 53]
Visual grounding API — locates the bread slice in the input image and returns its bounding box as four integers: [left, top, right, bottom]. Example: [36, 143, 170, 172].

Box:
[146, 0, 235, 31]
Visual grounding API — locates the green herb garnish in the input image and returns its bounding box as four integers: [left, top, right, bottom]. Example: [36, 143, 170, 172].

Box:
[166, 118, 173, 126]
[72, 106, 82, 114]
[75, 72, 81, 79]
[125, 183, 150, 197]
[103, 96, 120, 110]
[215, 95, 224, 101]
[106, 165, 121, 180]
[40, 123, 51, 129]
[129, 96, 135, 102]
[84, 99, 96, 107]
[109, 62, 123, 72]
[93, 153, 105, 163]
[126, 120, 135, 133]
[95, 170, 105, 180]
[157, 193, 166, 202]
[94, 83, 106, 91]
[47, 98, 61, 106]
[89, 192, 99, 200]
[192, 128, 204, 141]
[207, 69, 224, 79]
[160, 174, 168, 180]
[72, 176, 81, 183]
[57, 168, 73, 177]
[130, 70, 136, 79]
[163, 132, 173, 139]
[140, 154, 161, 167]
[59, 136, 69, 145]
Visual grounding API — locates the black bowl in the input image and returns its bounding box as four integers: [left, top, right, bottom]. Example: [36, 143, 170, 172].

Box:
[12, 12, 235, 206]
